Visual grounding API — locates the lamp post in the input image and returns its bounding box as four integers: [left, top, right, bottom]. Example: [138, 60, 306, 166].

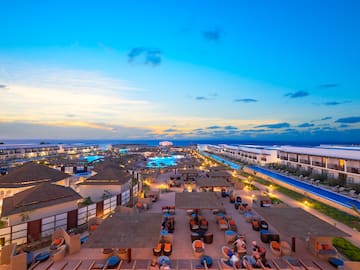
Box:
[248, 176, 253, 191]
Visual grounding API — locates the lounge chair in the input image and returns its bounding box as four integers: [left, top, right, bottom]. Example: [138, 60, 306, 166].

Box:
[252, 219, 261, 231]
[282, 256, 306, 270]
[218, 219, 229, 230]
[228, 219, 237, 232]
[219, 258, 233, 269]
[52, 245, 66, 263]
[280, 241, 292, 256]
[221, 246, 231, 260]
[192, 240, 205, 258]
[163, 241, 173, 256]
[270, 241, 281, 257]
[153, 242, 163, 256]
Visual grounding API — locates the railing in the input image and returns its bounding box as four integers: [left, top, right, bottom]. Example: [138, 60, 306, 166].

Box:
[327, 164, 344, 171]
[348, 167, 360, 174]
[300, 159, 310, 164]
[312, 161, 325, 167]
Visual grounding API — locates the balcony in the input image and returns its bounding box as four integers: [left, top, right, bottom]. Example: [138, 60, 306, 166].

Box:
[348, 167, 360, 174]
[280, 156, 288, 160]
[312, 161, 325, 167]
[289, 158, 298, 162]
[327, 164, 344, 171]
[300, 159, 310, 165]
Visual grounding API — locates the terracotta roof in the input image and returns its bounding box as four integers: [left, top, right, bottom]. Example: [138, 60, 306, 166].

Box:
[0, 162, 69, 188]
[1, 183, 82, 217]
[79, 160, 131, 185]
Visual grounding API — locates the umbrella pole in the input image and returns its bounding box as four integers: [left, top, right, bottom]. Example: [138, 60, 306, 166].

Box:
[127, 248, 132, 262]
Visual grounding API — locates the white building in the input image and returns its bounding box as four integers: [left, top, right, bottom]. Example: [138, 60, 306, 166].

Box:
[278, 145, 360, 184]
[202, 144, 279, 165]
[58, 144, 99, 155]
[0, 144, 59, 162]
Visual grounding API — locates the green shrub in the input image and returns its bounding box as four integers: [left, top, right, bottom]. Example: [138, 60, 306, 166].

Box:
[333, 237, 360, 261]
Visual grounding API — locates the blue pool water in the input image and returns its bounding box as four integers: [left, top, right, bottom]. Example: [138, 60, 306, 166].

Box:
[147, 155, 183, 168]
[248, 166, 360, 211]
[200, 151, 242, 170]
[81, 155, 104, 163]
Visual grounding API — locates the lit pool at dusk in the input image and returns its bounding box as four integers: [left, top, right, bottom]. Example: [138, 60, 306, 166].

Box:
[147, 155, 183, 168]
[81, 155, 104, 163]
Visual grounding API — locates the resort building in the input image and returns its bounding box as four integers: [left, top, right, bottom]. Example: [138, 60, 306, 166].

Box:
[0, 162, 71, 210]
[201, 144, 279, 165]
[278, 145, 360, 184]
[76, 160, 133, 203]
[1, 183, 82, 227]
[57, 144, 99, 155]
[0, 144, 59, 163]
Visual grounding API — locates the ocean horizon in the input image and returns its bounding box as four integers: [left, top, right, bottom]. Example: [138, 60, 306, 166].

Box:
[1, 138, 359, 150]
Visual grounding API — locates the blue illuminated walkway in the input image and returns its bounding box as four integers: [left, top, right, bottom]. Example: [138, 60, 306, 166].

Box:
[200, 151, 241, 170]
[248, 166, 360, 211]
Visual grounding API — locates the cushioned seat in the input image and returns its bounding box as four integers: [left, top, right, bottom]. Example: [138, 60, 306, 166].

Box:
[163, 241, 172, 256]
[153, 242, 163, 256]
[107, 255, 120, 267]
[329, 257, 344, 267]
[34, 251, 50, 263]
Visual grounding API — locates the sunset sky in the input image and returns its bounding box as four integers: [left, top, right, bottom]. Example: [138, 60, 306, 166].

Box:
[1, 0, 360, 142]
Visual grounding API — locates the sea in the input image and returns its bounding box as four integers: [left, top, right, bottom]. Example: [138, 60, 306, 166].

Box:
[1, 139, 359, 150]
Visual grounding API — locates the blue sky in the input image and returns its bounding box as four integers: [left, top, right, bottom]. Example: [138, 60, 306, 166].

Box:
[0, 0, 359, 142]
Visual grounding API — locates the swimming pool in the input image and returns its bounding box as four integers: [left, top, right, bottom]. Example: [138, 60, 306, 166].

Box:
[200, 151, 242, 170]
[248, 166, 360, 211]
[81, 155, 104, 163]
[146, 155, 183, 168]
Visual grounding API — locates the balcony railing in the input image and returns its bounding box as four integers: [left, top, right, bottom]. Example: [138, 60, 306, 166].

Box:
[348, 167, 360, 174]
[289, 158, 298, 162]
[327, 164, 344, 171]
[300, 159, 310, 164]
[280, 156, 288, 160]
[312, 161, 325, 167]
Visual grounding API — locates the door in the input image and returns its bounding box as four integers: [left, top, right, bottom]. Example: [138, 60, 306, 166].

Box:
[27, 219, 41, 243]
[67, 209, 78, 230]
[96, 201, 104, 217]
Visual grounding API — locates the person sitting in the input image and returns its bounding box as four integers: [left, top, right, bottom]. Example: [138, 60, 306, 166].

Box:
[149, 259, 159, 270]
[160, 262, 171, 270]
[233, 238, 246, 253]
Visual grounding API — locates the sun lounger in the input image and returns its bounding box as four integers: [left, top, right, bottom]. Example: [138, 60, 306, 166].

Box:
[272, 259, 291, 270]
[270, 241, 281, 257]
[280, 241, 292, 256]
[281, 256, 307, 270]
[218, 219, 229, 230]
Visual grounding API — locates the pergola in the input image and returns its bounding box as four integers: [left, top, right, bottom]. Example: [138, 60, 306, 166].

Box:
[83, 211, 163, 261]
[175, 192, 224, 209]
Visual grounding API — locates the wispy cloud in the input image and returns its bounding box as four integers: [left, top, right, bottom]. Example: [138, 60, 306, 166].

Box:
[163, 128, 178, 132]
[202, 29, 221, 42]
[255, 122, 290, 129]
[321, 116, 332, 121]
[323, 101, 351, 106]
[234, 98, 258, 103]
[195, 96, 208, 101]
[338, 124, 349, 128]
[319, 83, 339, 88]
[206, 125, 221, 129]
[297, 123, 314, 128]
[128, 47, 162, 66]
[0, 84, 7, 88]
[284, 90, 309, 98]
[335, 116, 360, 124]
[224, 125, 238, 130]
